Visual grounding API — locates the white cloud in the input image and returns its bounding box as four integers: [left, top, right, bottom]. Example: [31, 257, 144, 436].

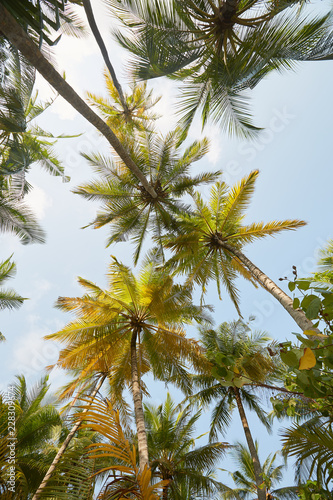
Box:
[23, 278, 53, 311]
[25, 185, 53, 219]
[13, 328, 59, 380]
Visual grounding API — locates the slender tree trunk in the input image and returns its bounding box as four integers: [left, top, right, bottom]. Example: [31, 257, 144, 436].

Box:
[131, 328, 149, 471]
[0, 5, 157, 199]
[82, 0, 128, 112]
[32, 374, 107, 500]
[220, 241, 317, 333]
[233, 387, 266, 500]
[162, 480, 169, 500]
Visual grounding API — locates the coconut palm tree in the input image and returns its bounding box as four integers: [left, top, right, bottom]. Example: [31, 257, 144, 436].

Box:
[281, 416, 333, 492]
[107, 0, 333, 135]
[220, 441, 299, 499]
[162, 170, 315, 332]
[0, 0, 85, 47]
[0, 41, 73, 243]
[0, 375, 107, 500]
[75, 127, 219, 264]
[143, 393, 227, 500]
[0, 44, 70, 191]
[46, 257, 211, 471]
[86, 74, 161, 138]
[74, 395, 167, 500]
[0, 3, 158, 198]
[0, 375, 61, 497]
[191, 320, 286, 500]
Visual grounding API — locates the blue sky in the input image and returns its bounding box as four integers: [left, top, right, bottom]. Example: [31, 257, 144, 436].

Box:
[1, 0, 333, 491]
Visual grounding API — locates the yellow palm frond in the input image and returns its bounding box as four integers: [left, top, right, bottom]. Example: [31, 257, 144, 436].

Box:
[78, 397, 168, 500]
[219, 170, 259, 233]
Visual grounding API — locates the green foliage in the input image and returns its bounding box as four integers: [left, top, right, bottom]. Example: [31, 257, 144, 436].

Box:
[0, 41, 78, 244]
[297, 480, 332, 500]
[143, 393, 227, 499]
[75, 127, 219, 264]
[282, 417, 333, 491]
[191, 320, 280, 442]
[107, 0, 333, 135]
[162, 170, 305, 314]
[273, 254, 333, 492]
[47, 257, 211, 411]
[274, 278, 333, 409]
[0, 0, 85, 47]
[0, 254, 26, 340]
[220, 441, 299, 499]
[86, 73, 162, 137]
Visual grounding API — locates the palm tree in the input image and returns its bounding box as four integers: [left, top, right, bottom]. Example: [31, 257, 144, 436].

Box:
[0, 375, 106, 500]
[32, 374, 107, 500]
[162, 170, 315, 332]
[46, 258, 210, 471]
[75, 395, 167, 500]
[311, 239, 333, 289]
[0, 0, 85, 47]
[75, 127, 219, 263]
[86, 74, 161, 138]
[0, 43, 70, 189]
[143, 393, 227, 500]
[0, 41, 73, 243]
[281, 416, 333, 492]
[220, 441, 299, 499]
[0, 3, 159, 198]
[0, 375, 61, 497]
[108, 0, 333, 135]
[191, 320, 285, 500]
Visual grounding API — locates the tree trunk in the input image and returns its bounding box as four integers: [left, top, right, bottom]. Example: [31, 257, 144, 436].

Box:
[221, 241, 317, 333]
[233, 387, 266, 500]
[32, 374, 107, 500]
[0, 5, 157, 199]
[82, 0, 128, 112]
[131, 328, 149, 471]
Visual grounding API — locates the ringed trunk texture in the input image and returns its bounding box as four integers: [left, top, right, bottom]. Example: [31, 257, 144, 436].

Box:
[221, 241, 317, 333]
[32, 374, 107, 500]
[131, 328, 149, 471]
[233, 387, 266, 500]
[0, 5, 157, 199]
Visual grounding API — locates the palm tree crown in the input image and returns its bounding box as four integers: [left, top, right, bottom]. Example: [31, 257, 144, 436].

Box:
[75, 127, 220, 264]
[108, 0, 333, 135]
[191, 320, 284, 500]
[221, 441, 299, 499]
[46, 258, 211, 469]
[143, 393, 228, 500]
[163, 170, 305, 315]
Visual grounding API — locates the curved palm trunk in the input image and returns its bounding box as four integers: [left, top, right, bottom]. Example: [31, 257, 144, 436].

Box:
[233, 387, 266, 500]
[82, 0, 128, 112]
[221, 241, 317, 333]
[0, 5, 157, 199]
[131, 328, 149, 471]
[32, 374, 107, 500]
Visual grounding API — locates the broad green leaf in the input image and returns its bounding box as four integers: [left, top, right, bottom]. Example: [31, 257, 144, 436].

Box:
[305, 297, 322, 320]
[280, 350, 299, 367]
[293, 297, 300, 309]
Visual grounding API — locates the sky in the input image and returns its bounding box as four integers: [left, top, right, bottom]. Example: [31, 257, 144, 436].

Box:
[1, 0, 333, 491]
